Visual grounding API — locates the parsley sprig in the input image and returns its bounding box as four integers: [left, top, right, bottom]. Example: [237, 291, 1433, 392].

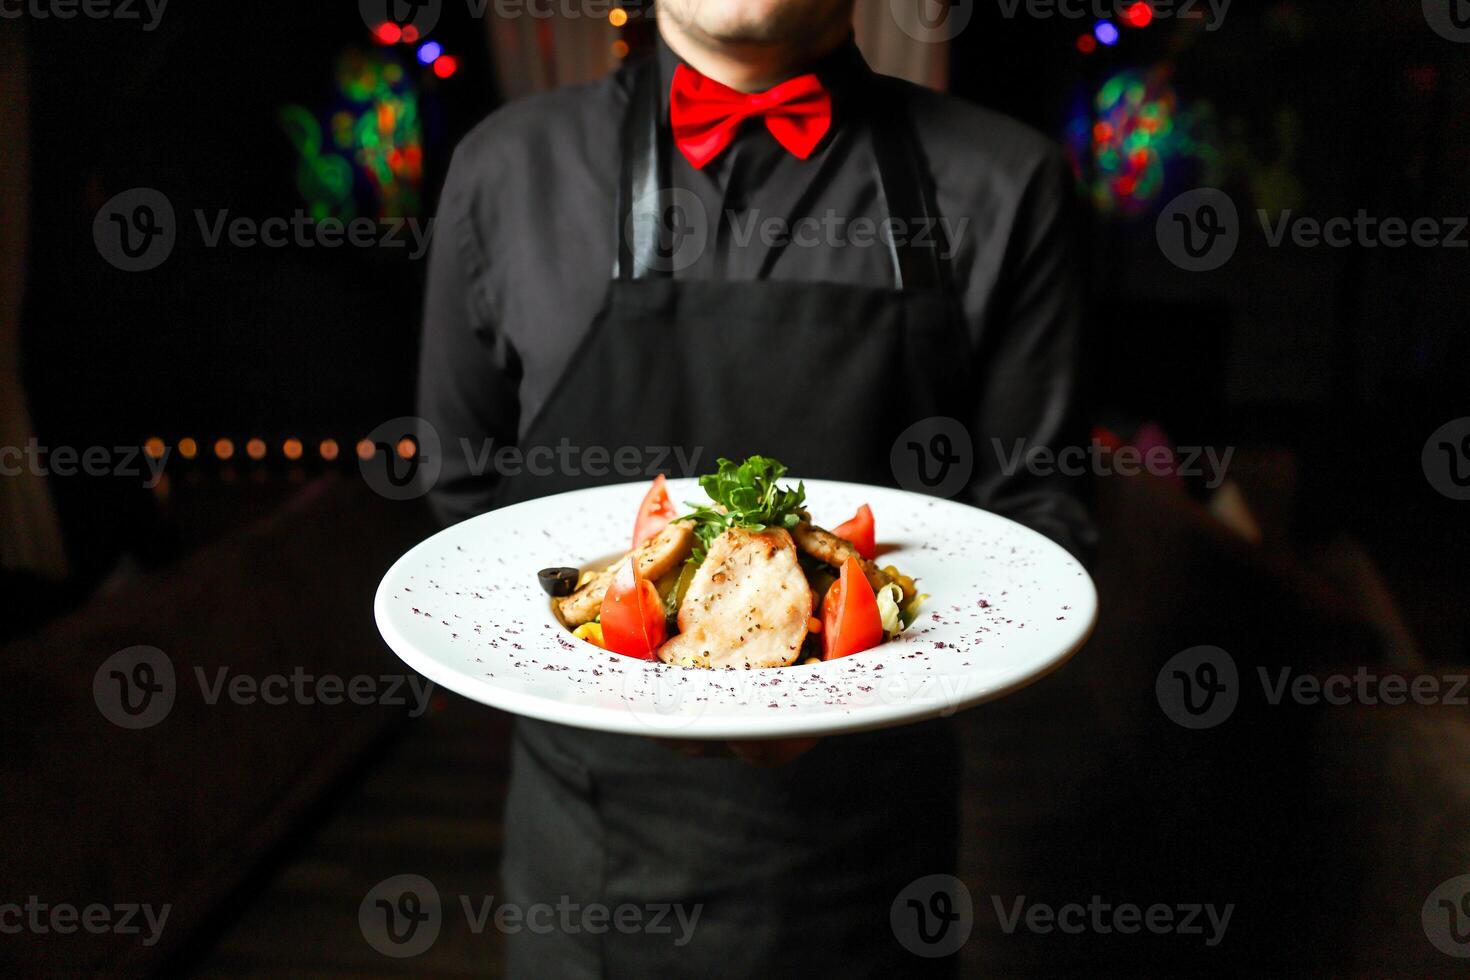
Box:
[679, 455, 807, 565]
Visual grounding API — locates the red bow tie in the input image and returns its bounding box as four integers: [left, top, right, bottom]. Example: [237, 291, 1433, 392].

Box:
[669, 63, 833, 170]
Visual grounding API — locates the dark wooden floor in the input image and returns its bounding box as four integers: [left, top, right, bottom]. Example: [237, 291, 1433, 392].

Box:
[186, 694, 513, 979]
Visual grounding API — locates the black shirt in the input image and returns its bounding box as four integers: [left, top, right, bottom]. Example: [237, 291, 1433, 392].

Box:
[418, 38, 1093, 556]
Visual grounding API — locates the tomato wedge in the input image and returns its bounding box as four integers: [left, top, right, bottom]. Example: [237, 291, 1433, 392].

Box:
[632, 473, 677, 549]
[599, 560, 667, 659]
[822, 556, 884, 660]
[832, 503, 876, 560]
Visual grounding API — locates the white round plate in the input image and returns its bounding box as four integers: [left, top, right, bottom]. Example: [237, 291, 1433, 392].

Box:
[375, 479, 1097, 740]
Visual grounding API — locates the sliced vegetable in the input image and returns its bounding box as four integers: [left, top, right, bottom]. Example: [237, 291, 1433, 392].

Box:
[875, 582, 904, 637]
[572, 622, 605, 648]
[822, 556, 884, 660]
[537, 566, 581, 597]
[599, 560, 667, 659]
[832, 504, 876, 560]
[632, 473, 678, 549]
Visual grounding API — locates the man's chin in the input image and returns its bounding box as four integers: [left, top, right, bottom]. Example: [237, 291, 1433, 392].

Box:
[667, 1, 816, 47]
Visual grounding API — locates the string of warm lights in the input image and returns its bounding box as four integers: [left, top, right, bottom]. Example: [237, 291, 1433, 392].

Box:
[611, 5, 629, 61]
[140, 437, 419, 464]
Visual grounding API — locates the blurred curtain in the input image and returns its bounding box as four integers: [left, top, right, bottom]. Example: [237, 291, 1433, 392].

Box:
[0, 24, 68, 581]
[486, 0, 947, 100]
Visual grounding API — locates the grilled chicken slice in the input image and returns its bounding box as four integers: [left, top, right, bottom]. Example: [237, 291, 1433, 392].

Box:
[790, 522, 911, 600]
[556, 521, 695, 627]
[657, 527, 813, 669]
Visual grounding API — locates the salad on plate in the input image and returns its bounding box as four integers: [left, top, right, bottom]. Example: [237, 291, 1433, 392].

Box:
[537, 456, 925, 669]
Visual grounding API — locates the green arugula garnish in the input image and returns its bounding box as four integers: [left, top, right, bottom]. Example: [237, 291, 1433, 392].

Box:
[679, 455, 807, 565]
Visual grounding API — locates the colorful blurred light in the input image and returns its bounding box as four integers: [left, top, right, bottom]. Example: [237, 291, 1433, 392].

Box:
[609, 7, 628, 26]
[373, 22, 401, 45]
[1124, 2, 1153, 28]
[1066, 66, 1216, 216]
[433, 55, 458, 79]
[178, 437, 198, 460]
[1076, 34, 1097, 54]
[417, 41, 442, 65]
[320, 439, 340, 462]
[1094, 21, 1120, 45]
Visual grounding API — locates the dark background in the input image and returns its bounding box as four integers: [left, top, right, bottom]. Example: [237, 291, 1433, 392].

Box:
[3, 2, 1468, 976]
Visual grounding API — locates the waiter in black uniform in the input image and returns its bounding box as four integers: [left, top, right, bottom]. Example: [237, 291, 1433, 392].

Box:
[419, 0, 1093, 974]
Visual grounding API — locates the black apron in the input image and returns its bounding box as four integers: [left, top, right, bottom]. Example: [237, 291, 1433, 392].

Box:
[499, 60, 967, 978]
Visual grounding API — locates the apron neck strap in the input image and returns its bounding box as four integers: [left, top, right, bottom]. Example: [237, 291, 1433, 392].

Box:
[613, 58, 946, 291]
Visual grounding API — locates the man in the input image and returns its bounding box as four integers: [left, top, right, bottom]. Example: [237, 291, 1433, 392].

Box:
[419, 1, 1092, 974]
